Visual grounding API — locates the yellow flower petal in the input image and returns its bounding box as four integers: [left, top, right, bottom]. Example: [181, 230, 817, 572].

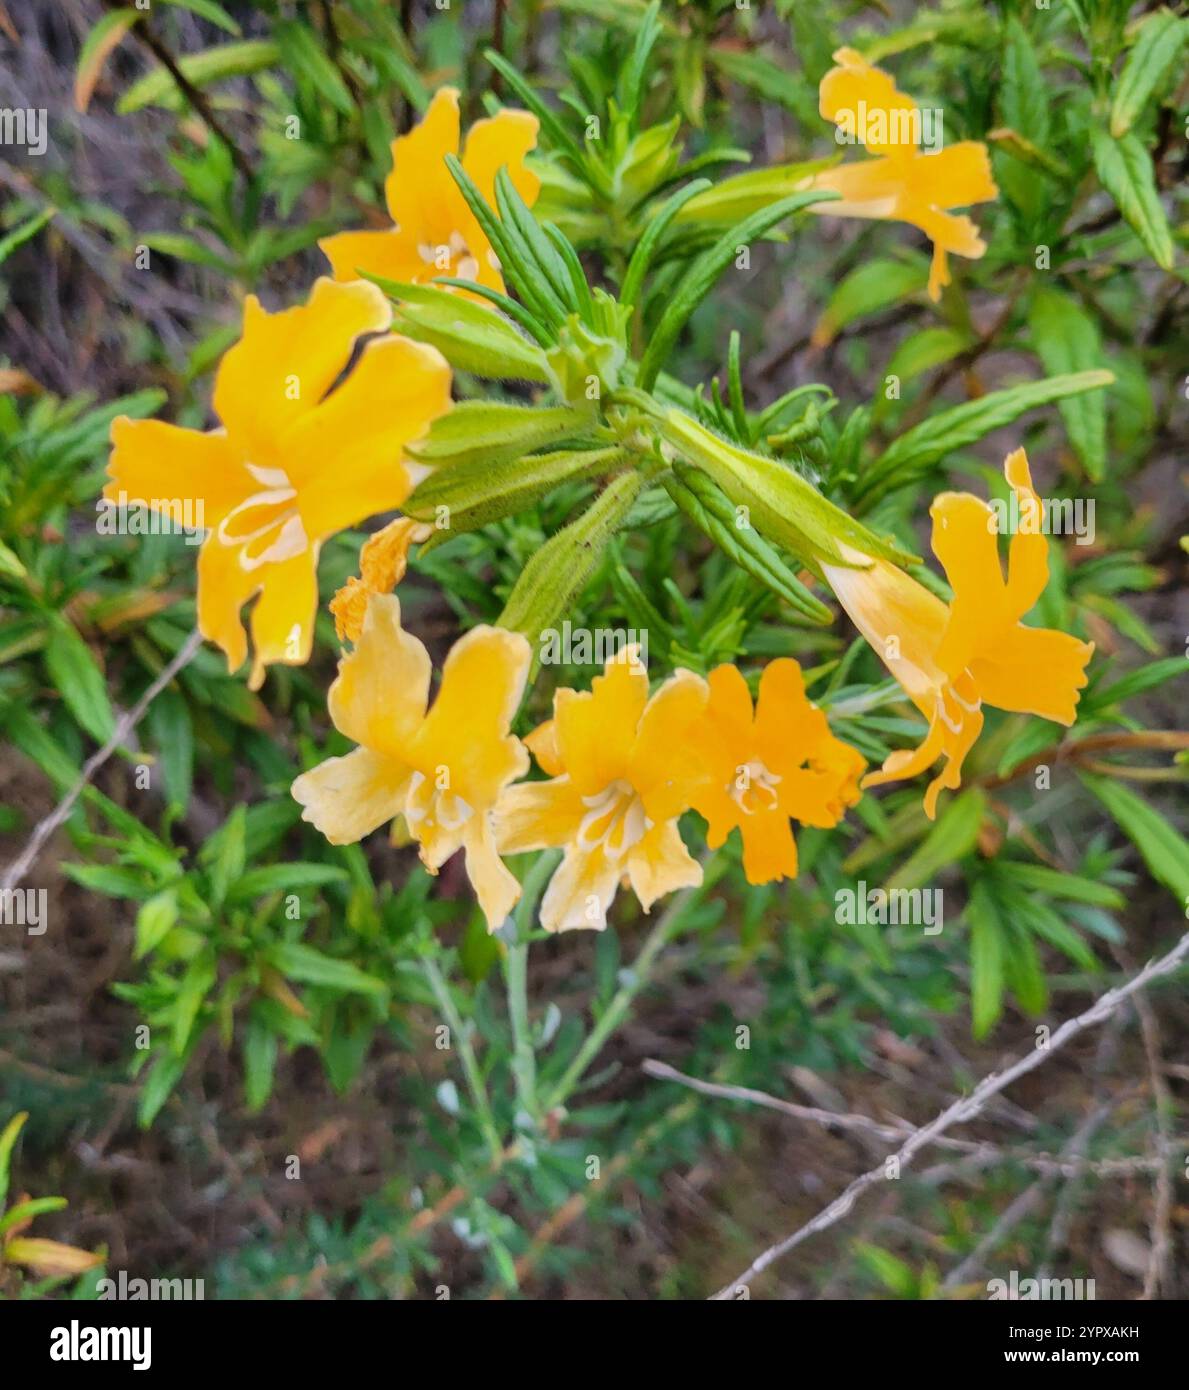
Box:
[321, 87, 537, 304]
[105, 419, 248, 528]
[969, 625, 1092, 726]
[328, 576, 370, 647]
[524, 718, 565, 776]
[409, 625, 531, 809]
[247, 545, 321, 690]
[383, 87, 464, 248]
[458, 106, 540, 262]
[327, 592, 430, 758]
[361, 516, 431, 592]
[463, 814, 522, 930]
[1002, 447, 1049, 616]
[822, 546, 950, 716]
[626, 820, 703, 912]
[292, 745, 412, 843]
[920, 141, 998, 208]
[690, 665, 755, 846]
[691, 658, 864, 880]
[196, 532, 259, 676]
[819, 46, 919, 159]
[753, 659, 824, 759]
[931, 489, 1016, 678]
[553, 650, 649, 797]
[862, 674, 984, 820]
[285, 335, 452, 538]
[629, 668, 710, 822]
[539, 842, 620, 933]
[493, 776, 586, 853]
[406, 768, 468, 870]
[810, 50, 999, 303]
[212, 279, 391, 458]
[317, 227, 429, 288]
[738, 808, 799, 885]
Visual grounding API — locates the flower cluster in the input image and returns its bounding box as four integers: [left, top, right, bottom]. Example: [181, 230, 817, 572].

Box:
[103, 65, 1094, 936]
[294, 592, 867, 932]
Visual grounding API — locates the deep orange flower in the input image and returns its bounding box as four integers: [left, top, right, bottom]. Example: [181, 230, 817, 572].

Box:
[691, 660, 865, 884]
[320, 87, 539, 299]
[106, 279, 451, 688]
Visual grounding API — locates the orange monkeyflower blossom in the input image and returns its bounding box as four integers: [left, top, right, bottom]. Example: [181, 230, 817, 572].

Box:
[292, 594, 531, 930]
[805, 47, 998, 303]
[320, 87, 539, 299]
[106, 278, 451, 689]
[821, 449, 1094, 819]
[494, 648, 709, 932]
[330, 515, 432, 643]
[691, 660, 866, 885]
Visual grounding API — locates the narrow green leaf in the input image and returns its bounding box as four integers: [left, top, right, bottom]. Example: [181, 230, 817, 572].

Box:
[859, 370, 1115, 504]
[620, 178, 712, 310]
[0, 207, 56, 265]
[812, 257, 928, 345]
[1001, 17, 1049, 146]
[968, 882, 1006, 1039]
[1028, 287, 1108, 480]
[0, 1111, 28, 1208]
[43, 618, 116, 744]
[663, 466, 832, 624]
[637, 189, 838, 390]
[206, 805, 247, 909]
[138, 1052, 186, 1128]
[243, 1013, 278, 1113]
[268, 942, 388, 997]
[886, 788, 985, 892]
[1090, 127, 1174, 271]
[226, 863, 349, 904]
[1081, 773, 1189, 909]
[147, 688, 193, 814]
[1110, 9, 1188, 138]
[1083, 655, 1189, 712]
[995, 861, 1125, 910]
[172, 953, 216, 1055]
[117, 39, 280, 114]
[135, 889, 179, 960]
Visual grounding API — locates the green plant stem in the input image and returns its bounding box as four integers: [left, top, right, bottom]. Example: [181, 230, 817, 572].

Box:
[502, 854, 556, 1128]
[544, 867, 709, 1112]
[421, 953, 503, 1165]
